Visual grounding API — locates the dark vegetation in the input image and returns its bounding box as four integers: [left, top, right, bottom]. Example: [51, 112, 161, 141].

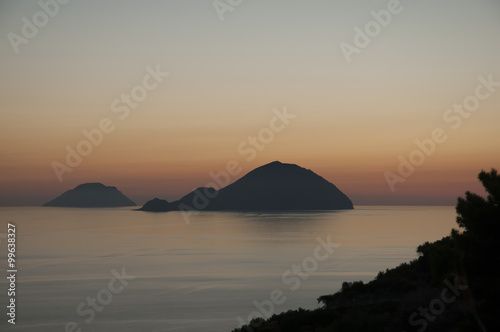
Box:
[233, 169, 500, 332]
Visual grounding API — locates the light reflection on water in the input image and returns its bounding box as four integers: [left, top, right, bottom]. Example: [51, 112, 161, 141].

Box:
[0, 206, 456, 331]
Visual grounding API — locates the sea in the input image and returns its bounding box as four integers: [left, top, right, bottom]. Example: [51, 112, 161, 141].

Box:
[0, 206, 457, 332]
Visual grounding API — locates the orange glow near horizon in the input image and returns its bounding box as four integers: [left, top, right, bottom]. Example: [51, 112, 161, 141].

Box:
[1, 1, 499, 206]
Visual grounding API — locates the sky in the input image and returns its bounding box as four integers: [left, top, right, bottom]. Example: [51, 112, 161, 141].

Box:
[1, 0, 499, 206]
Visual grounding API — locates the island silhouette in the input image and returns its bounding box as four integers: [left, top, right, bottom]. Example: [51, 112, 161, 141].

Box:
[139, 161, 353, 212]
[43, 183, 136, 207]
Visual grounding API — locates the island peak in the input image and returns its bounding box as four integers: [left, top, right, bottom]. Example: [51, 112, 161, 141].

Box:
[43, 183, 136, 208]
[139, 162, 353, 212]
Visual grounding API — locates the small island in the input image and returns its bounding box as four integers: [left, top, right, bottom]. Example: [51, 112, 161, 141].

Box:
[139, 161, 353, 212]
[43, 183, 136, 207]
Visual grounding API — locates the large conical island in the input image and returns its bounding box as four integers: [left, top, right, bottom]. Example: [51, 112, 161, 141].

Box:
[43, 183, 136, 207]
[139, 161, 353, 212]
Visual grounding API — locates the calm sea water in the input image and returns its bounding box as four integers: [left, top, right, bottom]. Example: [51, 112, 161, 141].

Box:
[0, 206, 456, 332]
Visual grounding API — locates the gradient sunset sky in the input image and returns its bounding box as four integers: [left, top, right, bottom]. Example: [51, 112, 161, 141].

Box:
[1, 0, 499, 206]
